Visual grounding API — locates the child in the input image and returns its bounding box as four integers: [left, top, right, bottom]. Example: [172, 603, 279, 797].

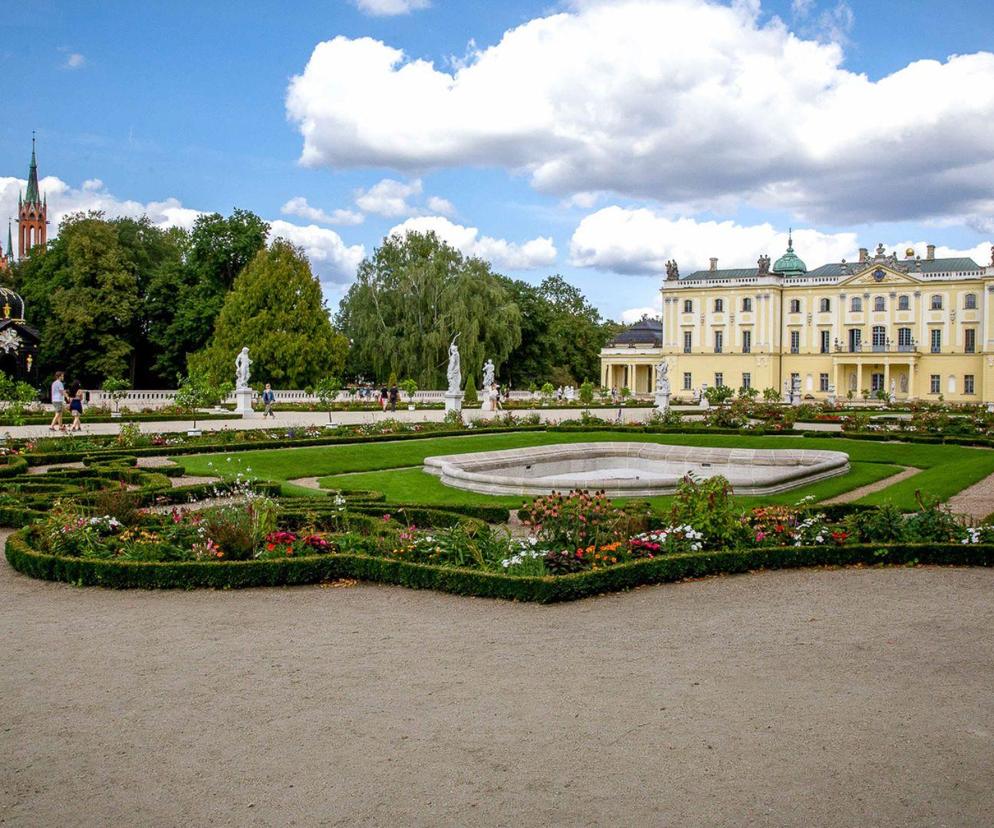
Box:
[68, 390, 84, 432]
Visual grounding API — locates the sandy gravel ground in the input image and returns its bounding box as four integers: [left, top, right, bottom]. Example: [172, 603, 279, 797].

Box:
[821, 466, 918, 505]
[947, 472, 994, 521]
[2, 550, 993, 827]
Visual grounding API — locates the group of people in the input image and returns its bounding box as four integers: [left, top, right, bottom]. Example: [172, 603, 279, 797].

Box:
[48, 371, 84, 432]
[379, 384, 401, 411]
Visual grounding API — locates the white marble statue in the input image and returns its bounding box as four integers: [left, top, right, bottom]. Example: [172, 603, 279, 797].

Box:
[482, 359, 495, 390]
[783, 378, 790, 401]
[446, 336, 462, 394]
[235, 347, 251, 390]
[889, 378, 897, 403]
[655, 361, 670, 394]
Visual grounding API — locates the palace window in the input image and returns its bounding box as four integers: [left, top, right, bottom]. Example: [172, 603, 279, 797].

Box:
[965, 293, 977, 310]
[873, 296, 885, 311]
[819, 297, 831, 313]
[965, 328, 976, 354]
[848, 328, 862, 352]
[742, 330, 751, 353]
[872, 325, 886, 351]
[714, 372, 723, 388]
[871, 372, 884, 393]
[683, 331, 692, 353]
[714, 298, 724, 313]
[898, 295, 910, 310]
[790, 330, 800, 353]
[683, 372, 692, 391]
[683, 299, 693, 313]
[898, 327, 913, 350]
[851, 297, 863, 312]
[930, 295, 943, 310]
[930, 374, 940, 394]
[965, 375, 975, 395]
[789, 299, 801, 313]
[819, 373, 829, 392]
[930, 329, 942, 353]
[741, 373, 751, 390]
[820, 330, 830, 354]
[742, 297, 752, 312]
[714, 331, 723, 353]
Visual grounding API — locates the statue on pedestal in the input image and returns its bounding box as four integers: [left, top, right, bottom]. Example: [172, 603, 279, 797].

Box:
[235, 347, 251, 390]
[482, 359, 495, 390]
[654, 361, 671, 414]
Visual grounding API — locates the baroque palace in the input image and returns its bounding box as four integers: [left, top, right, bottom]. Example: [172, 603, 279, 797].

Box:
[600, 236, 994, 403]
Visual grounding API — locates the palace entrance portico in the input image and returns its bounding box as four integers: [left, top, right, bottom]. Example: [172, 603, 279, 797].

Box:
[832, 354, 918, 399]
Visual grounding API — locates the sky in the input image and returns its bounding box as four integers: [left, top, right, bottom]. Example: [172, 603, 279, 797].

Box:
[2, 0, 993, 323]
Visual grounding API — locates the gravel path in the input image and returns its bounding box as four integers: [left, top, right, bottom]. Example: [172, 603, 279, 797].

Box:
[946, 471, 994, 521]
[2, 538, 993, 827]
[821, 466, 919, 505]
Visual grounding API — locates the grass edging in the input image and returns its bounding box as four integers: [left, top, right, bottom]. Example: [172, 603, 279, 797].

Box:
[7, 528, 992, 603]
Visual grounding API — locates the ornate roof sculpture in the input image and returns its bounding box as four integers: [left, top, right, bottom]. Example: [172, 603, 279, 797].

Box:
[771, 230, 807, 277]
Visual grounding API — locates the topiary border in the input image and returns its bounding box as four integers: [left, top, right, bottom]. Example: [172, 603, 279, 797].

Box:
[6, 526, 992, 602]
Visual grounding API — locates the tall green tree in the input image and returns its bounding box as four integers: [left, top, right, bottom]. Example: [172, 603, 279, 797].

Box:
[337, 231, 521, 388]
[498, 275, 619, 387]
[148, 209, 269, 381]
[190, 239, 347, 388]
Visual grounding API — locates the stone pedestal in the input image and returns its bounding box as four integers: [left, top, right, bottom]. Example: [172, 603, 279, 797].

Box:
[444, 391, 464, 413]
[654, 391, 670, 413]
[234, 387, 256, 418]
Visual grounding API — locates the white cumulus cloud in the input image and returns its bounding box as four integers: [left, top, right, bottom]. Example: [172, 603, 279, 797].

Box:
[621, 306, 659, 323]
[281, 196, 364, 226]
[286, 0, 994, 226]
[570, 206, 993, 275]
[354, 0, 430, 16]
[355, 178, 423, 217]
[388, 216, 556, 270]
[268, 220, 366, 284]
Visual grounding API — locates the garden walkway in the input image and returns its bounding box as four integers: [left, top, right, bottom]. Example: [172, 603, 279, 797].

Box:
[821, 466, 918, 505]
[2, 538, 993, 826]
[946, 471, 994, 521]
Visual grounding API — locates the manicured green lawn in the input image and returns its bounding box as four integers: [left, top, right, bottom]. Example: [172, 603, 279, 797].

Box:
[172, 430, 994, 510]
[319, 461, 905, 511]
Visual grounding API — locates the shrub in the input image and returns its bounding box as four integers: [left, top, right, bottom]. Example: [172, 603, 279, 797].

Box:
[843, 504, 908, 543]
[520, 489, 625, 550]
[667, 475, 748, 549]
[464, 375, 478, 404]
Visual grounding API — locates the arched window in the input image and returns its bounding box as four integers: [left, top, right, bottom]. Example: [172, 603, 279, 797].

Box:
[714, 298, 724, 313]
[683, 299, 693, 313]
[965, 293, 977, 310]
[930, 295, 943, 310]
[742, 297, 752, 312]
[873, 296, 885, 311]
[789, 299, 801, 313]
[851, 297, 863, 312]
[898, 295, 910, 311]
[819, 298, 831, 313]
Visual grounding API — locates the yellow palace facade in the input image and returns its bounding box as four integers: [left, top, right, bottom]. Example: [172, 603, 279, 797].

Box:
[601, 239, 994, 403]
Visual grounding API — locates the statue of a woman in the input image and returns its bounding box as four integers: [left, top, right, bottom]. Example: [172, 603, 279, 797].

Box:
[235, 347, 251, 389]
[482, 359, 495, 390]
[446, 336, 461, 394]
[655, 361, 669, 393]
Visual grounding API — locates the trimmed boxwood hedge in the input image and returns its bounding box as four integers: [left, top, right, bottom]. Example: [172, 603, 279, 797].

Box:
[6, 526, 992, 602]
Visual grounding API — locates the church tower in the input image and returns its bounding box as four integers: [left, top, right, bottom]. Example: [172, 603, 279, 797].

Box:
[17, 134, 47, 259]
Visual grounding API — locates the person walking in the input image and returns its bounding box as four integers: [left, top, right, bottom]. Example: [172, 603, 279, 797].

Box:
[379, 386, 388, 411]
[68, 390, 84, 432]
[49, 371, 66, 431]
[262, 383, 276, 419]
[389, 384, 399, 412]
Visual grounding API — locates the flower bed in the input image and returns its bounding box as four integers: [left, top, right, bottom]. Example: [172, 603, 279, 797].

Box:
[7, 477, 994, 601]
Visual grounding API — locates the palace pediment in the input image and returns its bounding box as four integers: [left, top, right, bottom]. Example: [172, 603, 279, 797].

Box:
[837, 264, 923, 289]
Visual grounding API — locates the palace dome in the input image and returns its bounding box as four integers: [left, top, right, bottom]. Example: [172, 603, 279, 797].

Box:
[772, 232, 807, 277]
[0, 287, 25, 321]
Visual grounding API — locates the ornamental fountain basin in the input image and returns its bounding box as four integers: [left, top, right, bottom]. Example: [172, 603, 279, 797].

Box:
[423, 443, 850, 497]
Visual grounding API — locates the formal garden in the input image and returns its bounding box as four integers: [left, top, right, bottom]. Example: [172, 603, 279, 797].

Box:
[5, 415, 994, 601]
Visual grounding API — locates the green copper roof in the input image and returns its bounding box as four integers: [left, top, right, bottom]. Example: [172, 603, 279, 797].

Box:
[24, 135, 40, 206]
[772, 230, 807, 276]
[5, 222, 12, 260]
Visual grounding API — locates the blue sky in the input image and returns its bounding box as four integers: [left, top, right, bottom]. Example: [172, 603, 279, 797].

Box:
[2, 0, 993, 322]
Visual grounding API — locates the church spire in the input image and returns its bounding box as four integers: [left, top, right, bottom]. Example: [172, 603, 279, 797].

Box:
[6, 221, 13, 260]
[24, 132, 40, 206]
